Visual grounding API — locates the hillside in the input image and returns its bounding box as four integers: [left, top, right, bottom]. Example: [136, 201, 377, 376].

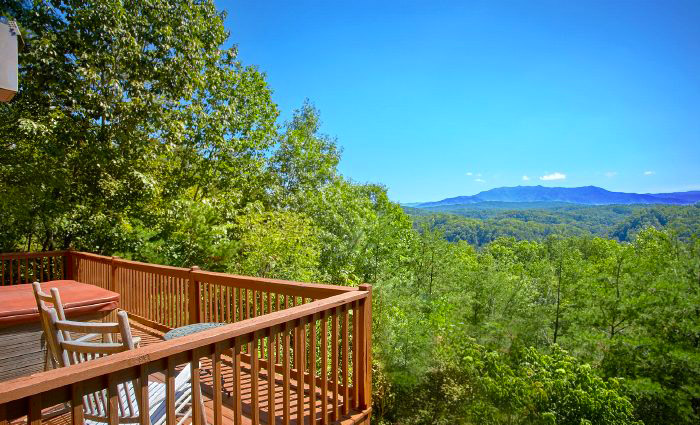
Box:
[413, 185, 700, 208]
[406, 203, 700, 246]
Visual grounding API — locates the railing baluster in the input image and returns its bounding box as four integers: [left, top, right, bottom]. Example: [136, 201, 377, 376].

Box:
[151, 272, 157, 322]
[155, 273, 160, 325]
[283, 322, 291, 425]
[141, 270, 145, 319]
[128, 268, 134, 316]
[164, 275, 170, 327]
[226, 286, 231, 322]
[276, 294, 282, 361]
[160, 274, 166, 326]
[331, 309, 339, 421]
[251, 332, 260, 425]
[141, 271, 146, 319]
[253, 290, 259, 318]
[246, 290, 252, 354]
[237, 288, 242, 322]
[178, 278, 184, 327]
[167, 275, 171, 326]
[166, 357, 175, 425]
[310, 313, 318, 424]
[201, 282, 207, 322]
[157, 273, 162, 324]
[139, 270, 144, 318]
[342, 307, 350, 416]
[148, 271, 152, 321]
[358, 284, 372, 409]
[295, 318, 306, 424]
[172, 276, 177, 327]
[289, 296, 294, 370]
[245, 289, 251, 320]
[138, 269, 143, 317]
[321, 310, 328, 425]
[28, 394, 41, 425]
[213, 283, 219, 322]
[267, 326, 276, 424]
[192, 349, 203, 425]
[212, 284, 217, 322]
[352, 301, 360, 409]
[138, 365, 149, 425]
[107, 374, 119, 425]
[171, 275, 176, 327]
[174, 277, 179, 327]
[71, 382, 84, 425]
[213, 343, 223, 425]
[233, 337, 243, 425]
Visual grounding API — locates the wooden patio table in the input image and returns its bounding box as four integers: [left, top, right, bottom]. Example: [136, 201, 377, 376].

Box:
[0, 280, 120, 381]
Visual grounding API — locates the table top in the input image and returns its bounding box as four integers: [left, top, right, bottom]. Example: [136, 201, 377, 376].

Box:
[164, 323, 229, 340]
[0, 280, 120, 327]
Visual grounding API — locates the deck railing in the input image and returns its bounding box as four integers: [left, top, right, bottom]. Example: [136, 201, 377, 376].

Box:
[0, 250, 372, 425]
[0, 251, 67, 286]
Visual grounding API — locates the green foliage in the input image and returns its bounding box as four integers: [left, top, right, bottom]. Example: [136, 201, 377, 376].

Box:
[373, 228, 700, 424]
[269, 100, 341, 208]
[233, 205, 320, 281]
[130, 198, 237, 270]
[1, 0, 277, 252]
[375, 274, 643, 425]
[408, 204, 700, 246]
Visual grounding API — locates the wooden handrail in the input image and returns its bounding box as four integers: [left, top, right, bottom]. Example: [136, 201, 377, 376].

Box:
[0, 250, 68, 260]
[191, 269, 359, 298]
[114, 258, 191, 279]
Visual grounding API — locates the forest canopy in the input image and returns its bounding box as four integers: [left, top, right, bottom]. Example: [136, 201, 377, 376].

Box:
[1, 1, 698, 424]
[407, 203, 700, 247]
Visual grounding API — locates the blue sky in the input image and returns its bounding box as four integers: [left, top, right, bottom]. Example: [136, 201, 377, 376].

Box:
[221, 0, 700, 202]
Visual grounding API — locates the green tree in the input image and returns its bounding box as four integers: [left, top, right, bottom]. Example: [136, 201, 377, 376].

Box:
[0, 0, 277, 252]
[233, 204, 321, 282]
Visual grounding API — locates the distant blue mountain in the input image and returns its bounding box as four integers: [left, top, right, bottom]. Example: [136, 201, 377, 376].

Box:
[413, 186, 700, 208]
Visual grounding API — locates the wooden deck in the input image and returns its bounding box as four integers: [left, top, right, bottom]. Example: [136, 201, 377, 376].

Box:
[0, 251, 372, 425]
[10, 321, 369, 425]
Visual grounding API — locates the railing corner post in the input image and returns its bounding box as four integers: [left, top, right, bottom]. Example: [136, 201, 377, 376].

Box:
[110, 256, 120, 293]
[188, 266, 201, 324]
[64, 249, 75, 280]
[358, 283, 372, 410]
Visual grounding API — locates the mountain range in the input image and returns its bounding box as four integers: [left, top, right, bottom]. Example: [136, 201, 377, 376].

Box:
[409, 186, 700, 208]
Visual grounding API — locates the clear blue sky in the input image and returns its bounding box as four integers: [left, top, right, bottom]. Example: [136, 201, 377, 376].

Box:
[220, 0, 700, 202]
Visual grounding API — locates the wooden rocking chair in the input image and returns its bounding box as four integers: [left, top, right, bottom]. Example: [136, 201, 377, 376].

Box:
[44, 307, 206, 425]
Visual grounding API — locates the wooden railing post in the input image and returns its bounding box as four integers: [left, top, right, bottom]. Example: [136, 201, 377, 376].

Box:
[64, 249, 74, 280]
[358, 284, 372, 410]
[110, 256, 120, 293]
[189, 266, 201, 324]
